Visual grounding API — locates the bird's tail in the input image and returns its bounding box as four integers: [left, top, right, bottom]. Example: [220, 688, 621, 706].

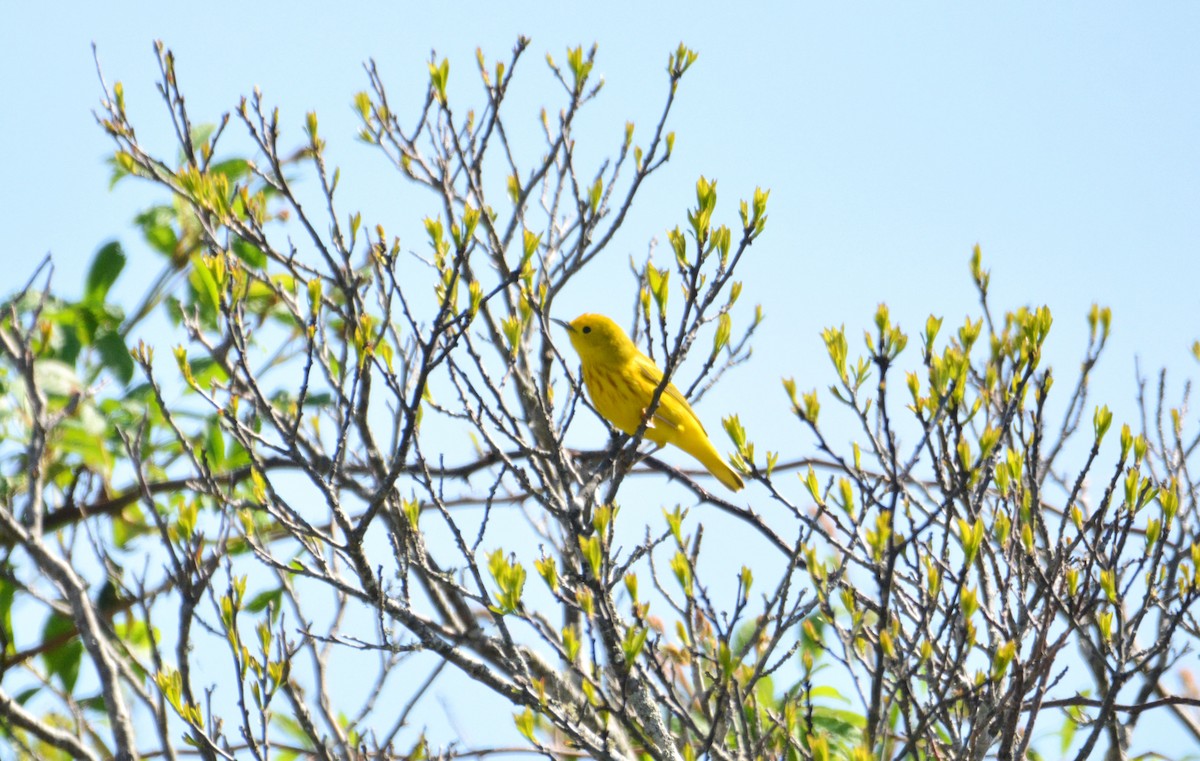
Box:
[688, 439, 745, 492]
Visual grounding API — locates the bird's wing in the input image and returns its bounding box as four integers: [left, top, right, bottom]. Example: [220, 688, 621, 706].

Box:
[635, 355, 707, 435]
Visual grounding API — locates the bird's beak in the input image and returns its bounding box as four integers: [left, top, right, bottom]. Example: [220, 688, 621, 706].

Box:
[551, 318, 573, 332]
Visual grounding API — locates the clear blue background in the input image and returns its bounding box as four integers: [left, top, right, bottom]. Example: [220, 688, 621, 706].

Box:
[5, 3, 1198, 434]
[3, 1, 1199, 755]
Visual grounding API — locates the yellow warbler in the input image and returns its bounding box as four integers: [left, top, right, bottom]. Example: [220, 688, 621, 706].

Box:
[555, 313, 744, 492]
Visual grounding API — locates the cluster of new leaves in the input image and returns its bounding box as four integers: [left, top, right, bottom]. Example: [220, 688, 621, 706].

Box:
[759, 248, 1200, 758]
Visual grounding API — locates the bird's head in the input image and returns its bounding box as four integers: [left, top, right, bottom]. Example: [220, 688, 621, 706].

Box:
[552, 313, 637, 365]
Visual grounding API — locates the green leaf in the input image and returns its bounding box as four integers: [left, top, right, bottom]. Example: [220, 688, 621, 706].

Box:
[209, 158, 250, 180]
[112, 503, 148, 550]
[60, 325, 85, 369]
[95, 331, 135, 385]
[753, 674, 776, 709]
[187, 356, 230, 388]
[85, 242, 126, 305]
[41, 613, 84, 693]
[807, 684, 851, 702]
[107, 153, 132, 189]
[1060, 709, 1078, 752]
[245, 587, 283, 615]
[78, 694, 109, 713]
[205, 417, 227, 468]
[134, 206, 179, 257]
[223, 438, 252, 470]
[810, 705, 867, 736]
[114, 618, 153, 649]
[0, 575, 15, 656]
[164, 295, 185, 325]
[232, 237, 267, 269]
[188, 255, 221, 317]
[303, 392, 333, 409]
[273, 713, 316, 748]
[622, 625, 648, 666]
[58, 420, 115, 476]
[514, 707, 536, 743]
[69, 302, 102, 345]
[146, 225, 178, 257]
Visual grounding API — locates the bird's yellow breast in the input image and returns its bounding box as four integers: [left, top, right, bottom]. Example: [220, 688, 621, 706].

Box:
[582, 359, 679, 447]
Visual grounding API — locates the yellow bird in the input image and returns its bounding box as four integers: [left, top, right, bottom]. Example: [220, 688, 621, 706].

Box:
[554, 313, 744, 492]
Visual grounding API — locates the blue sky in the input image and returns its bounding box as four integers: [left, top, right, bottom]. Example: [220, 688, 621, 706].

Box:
[3, 2, 1200, 754]
[5, 3, 1199, 437]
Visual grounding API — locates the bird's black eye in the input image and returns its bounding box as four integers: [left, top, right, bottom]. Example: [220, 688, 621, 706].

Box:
[582, 326, 591, 334]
